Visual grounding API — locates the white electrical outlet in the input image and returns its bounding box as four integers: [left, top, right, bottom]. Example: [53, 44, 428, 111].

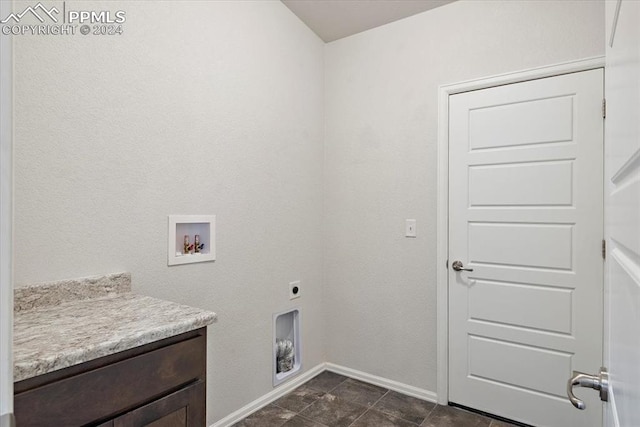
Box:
[289, 281, 301, 300]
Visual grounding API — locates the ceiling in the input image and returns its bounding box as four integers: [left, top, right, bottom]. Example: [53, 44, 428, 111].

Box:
[281, 0, 456, 42]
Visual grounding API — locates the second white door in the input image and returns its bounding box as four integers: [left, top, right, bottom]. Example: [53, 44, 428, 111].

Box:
[448, 69, 604, 427]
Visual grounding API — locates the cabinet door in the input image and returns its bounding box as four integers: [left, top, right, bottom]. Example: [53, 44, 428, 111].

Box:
[114, 381, 205, 427]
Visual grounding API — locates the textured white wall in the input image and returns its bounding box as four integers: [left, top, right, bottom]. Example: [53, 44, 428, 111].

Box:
[13, 1, 324, 423]
[324, 0, 604, 394]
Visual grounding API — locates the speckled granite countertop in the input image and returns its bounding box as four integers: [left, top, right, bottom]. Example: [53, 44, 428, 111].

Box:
[14, 273, 216, 382]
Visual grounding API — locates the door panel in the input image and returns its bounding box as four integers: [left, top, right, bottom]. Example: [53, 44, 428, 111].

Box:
[469, 161, 574, 206]
[604, 2, 640, 427]
[469, 280, 573, 333]
[468, 96, 573, 150]
[468, 222, 574, 269]
[468, 336, 572, 397]
[449, 69, 604, 427]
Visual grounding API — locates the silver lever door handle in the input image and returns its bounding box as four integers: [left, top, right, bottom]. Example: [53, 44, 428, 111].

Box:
[451, 260, 473, 272]
[567, 367, 609, 410]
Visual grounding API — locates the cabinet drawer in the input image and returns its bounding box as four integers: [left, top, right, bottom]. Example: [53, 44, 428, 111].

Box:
[14, 333, 205, 427]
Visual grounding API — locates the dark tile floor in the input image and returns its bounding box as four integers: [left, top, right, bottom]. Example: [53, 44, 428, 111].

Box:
[232, 371, 519, 427]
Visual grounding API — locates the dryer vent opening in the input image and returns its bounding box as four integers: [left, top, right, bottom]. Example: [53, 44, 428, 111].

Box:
[273, 309, 301, 386]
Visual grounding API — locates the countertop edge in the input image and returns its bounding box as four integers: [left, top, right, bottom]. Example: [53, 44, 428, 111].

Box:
[14, 312, 216, 383]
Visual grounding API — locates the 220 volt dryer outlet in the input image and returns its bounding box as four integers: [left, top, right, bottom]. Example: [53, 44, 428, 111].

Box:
[289, 281, 301, 300]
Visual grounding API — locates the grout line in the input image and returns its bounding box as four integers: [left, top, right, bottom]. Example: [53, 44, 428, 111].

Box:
[304, 373, 348, 395]
[271, 393, 321, 418]
[272, 377, 340, 427]
[369, 389, 389, 409]
[372, 390, 433, 426]
[324, 375, 349, 394]
[345, 390, 391, 427]
[308, 375, 385, 427]
[273, 376, 337, 426]
[278, 404, 298, 427]
[271, 402, 290, 412]
[347, 407, 371, 427]
[420, 402, 439, 425]
[296, 413, 330, 427]
[296, 395, 325, 416]
[348, 394, 389, 427]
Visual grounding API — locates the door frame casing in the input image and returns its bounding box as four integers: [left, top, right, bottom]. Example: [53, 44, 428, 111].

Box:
[435, 56, 606, 404]
[0, 0, 13, 422]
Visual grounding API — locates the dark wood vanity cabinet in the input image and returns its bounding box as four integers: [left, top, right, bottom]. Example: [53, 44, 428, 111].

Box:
[14, 328, 207, 427]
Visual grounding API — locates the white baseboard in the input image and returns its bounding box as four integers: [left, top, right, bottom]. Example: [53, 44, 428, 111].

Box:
[210, 362, 438, 427]
[210, 363, 326, 427]
[325, 363, 438, 403]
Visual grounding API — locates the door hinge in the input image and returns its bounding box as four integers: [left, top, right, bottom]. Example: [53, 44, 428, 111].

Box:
[602, 239, 606, 260]
[602, 98, 607, 119]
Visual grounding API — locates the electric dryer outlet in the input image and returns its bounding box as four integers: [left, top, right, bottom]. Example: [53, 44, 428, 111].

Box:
[289, 281, 301, 300]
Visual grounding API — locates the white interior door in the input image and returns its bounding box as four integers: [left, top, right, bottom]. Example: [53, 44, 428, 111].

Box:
[603, 1, 640, 427]
[448, 69, 604, 427]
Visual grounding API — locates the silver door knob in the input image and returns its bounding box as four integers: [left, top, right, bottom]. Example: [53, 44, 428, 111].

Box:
[451, 260, 473, 272]
[567, 367, 609, 410]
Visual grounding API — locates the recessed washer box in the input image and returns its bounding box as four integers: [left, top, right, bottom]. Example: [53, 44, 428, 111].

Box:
[168, 215, 216, 266]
